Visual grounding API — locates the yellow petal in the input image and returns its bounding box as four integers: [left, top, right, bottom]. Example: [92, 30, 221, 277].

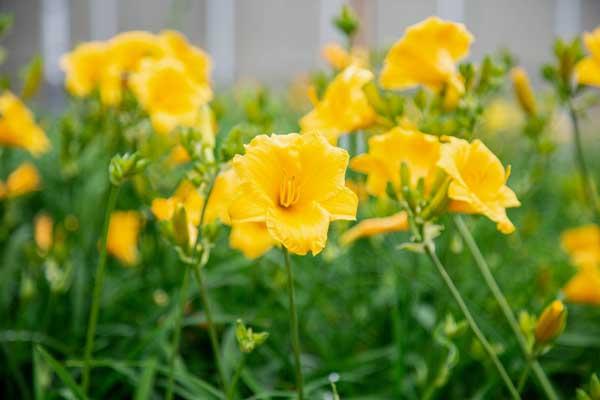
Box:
[4, 163, 40, 198]
[575, 57, 600, 87]
[563, 268, 600, 305]
[319, 186, 358, 221]
[107, 211, 141, 266]
[340, 212, 408, 245]
[229, 222, 276, 259]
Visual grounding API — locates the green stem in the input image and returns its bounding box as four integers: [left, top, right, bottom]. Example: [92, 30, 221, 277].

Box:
[568, 99, 600, 221]
[423, 243, 521, 399]
[391, 268, 405, 397]
[282, 247, 304, 400]
[226, 353, 246, 400]
[453, 216, 559, 400]
[166, 267, 191, 400]
[82, 184, 120, 395]
[517, 362, 531, 393]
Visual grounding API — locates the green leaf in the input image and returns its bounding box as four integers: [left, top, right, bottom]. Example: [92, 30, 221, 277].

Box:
[0, 14, 13, 38]
[134, 358, 158, 400]
[20, 54, 43, 99]
[34, 346, 86, 400]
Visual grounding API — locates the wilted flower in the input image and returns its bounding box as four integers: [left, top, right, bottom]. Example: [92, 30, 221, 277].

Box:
[379, 17, 473, 99]
[129, 58, 212, 134]
[229, 133, 358, 255]
[437, 137, 520, 234]
[534, 300, 567, 344]
[575, 27, 600, 87]
[341, 212, 408, 245]
[0, 91, 50, 155]
[107, 211, 141, 266]
[350, 127, 440, 196]
[35, 213, 54, 252]
[563, 266, 600, 305]
[511, 67, 537, 115]
[561, 224, 600, 269]
[0, 163, 40, 199]
[300, 65, 375, 143]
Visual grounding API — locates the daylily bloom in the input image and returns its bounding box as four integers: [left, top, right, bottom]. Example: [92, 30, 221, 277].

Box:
[575, 27, 600, 87]
[159, 30, 212, 85]
[341, 212, 408, 245]
[350, 127, 441, 197]
[129, 57, 213, 134]
[229, 133, 358, 255]
[35, 213, 54, 252]
[511, 67, 537, 115]
[437, 137, 520, 234]
[230, 222, 276, 259]
[560, 224, 600, 269]
[563, 267, 600, 305]
[108, 31, 163, 73]
[321, 42, 369, 70]
[0, 91, 50, 155]
[0, 163, 41, 199]
[107, 211, 141, 266]
[300, 65, 375, 144]
[379, 17, 473, 98]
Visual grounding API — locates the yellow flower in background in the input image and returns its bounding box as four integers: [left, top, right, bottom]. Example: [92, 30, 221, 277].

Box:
[350, 127, 440, 196]
[534, 300, 566, 344]
[300, 65, 375, 143]
[0, 91, 50, 156]
[341, 212, 408, 245]
[575, 27, 600, 87]
[152, 180, 203, 226]
[438, 137, 520, 234]
[108, 31, 163, 72]
[511, 67, 537, 115]
[168, 144, 192, 165]
[230, 222, 276, 259]
[129, 58, 213, 134]
[482, 99, 522, 134]
[229, 133, 358, 255]
[107, 211, 141, 266]
[159, 30, 212, 85]
[380, 17, 473, 97]
[560, 224, 600, 268]
[35, 213, 53, 252]
[321, 42, 369, 70]
[563, 267, 600, 305]
[0, 163, 40, 199]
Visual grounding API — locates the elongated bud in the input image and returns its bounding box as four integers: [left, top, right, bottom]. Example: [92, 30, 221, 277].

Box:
[333, 4, 359, 39]
[535, 300, 567, 344]
[511, 67, 537, 115]
[109, 152, 149, 186]
[172, 204, 192, 252]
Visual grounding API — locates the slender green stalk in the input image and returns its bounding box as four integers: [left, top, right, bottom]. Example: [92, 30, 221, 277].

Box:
[166, 267, 191, 400]
[568, 99, 600, 220]
[423, 243, 521, 399]
[517, 363, 531, 393]
[453, 216, 559, 400]
[391, 269, 405, 397]
[226, 353, 246, 400]
[82, 184, 120, 394]
[282, 247, 304, 400]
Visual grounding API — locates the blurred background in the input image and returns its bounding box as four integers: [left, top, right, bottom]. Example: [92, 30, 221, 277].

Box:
[0, 0, 599, 98]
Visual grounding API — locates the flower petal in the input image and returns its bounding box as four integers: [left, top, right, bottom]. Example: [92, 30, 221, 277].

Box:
[319, 186, 358, 221]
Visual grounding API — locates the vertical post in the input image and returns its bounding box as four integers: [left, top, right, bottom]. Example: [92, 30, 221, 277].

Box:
[41, 0, 70, 87]
[206, 0, 235, 87]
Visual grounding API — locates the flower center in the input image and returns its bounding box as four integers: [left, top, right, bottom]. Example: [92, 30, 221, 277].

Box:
[279, 175, 300, 208]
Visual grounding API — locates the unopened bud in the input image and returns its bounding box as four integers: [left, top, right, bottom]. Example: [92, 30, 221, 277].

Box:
[235, 319, 269, 353]
[535, 300, 566, 345]
[511, 67, 537, 115]
[333, 4, 359, 38]
[109, 152, 149, 186]
[172, 204, 192, 252]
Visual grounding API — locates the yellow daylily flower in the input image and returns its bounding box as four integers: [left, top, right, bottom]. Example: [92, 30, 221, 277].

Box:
[0, 163, 40, 199]
[560, 224, 600, 269]
[159, 30, 212, 85]
[341, 212, 408, 245]
[300, 65, 375, 143]
[107, 211, 141, 266]
[230, 222, 276, 260]
[437, 137, 520, 234]
[108, 31, 163, 72]
[575, 27, 600, 87]
[229, 132, 358, 255]
[563, 267, 600, 305]
[321, 42, 369, 70]
[511, 67, 537, 115]
[0, 91, 50, 155]
[35, 213, 53, 252]
[350, 127, 441, 197]
[129, 58, 213, 134]
[152, 180, 204, 225]
[380, 16, 473, 97]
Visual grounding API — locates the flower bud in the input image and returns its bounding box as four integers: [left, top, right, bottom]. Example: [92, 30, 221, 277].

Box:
[235, 319, 269, 353]
[109, 152, 149, 186]
[172, 204, 193, 252]
[511, 67, 537, 115]
[535, 300, 566, 344]
[333, 4, 359, 38]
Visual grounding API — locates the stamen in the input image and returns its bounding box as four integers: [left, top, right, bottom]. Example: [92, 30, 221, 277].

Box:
[279, 175, 300, 208]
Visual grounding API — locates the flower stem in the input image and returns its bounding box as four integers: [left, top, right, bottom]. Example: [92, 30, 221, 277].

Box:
[166, 266, 191, 400]
[82, 184, 120, 395]
[423, 243, 521, 399]
[517, 362, 531, 393]
[226, 353, 246, 400]
[568, 99, 600, 220]
[282, 247, 304, 400]
[453, 215, 558, 400]
[391, 269, 405, 397]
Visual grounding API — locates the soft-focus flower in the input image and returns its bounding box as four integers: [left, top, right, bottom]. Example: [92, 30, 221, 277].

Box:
[229, 133, 358, 255]
[321, 42, 369, 70]
[230, 222, 276, 259]
[380, 17, 473, 98]
[534, 300, 567, 344]
[35, 213, 53, 252]
[350, 127, 440, 196]
[107, 211, 141, 266]
[152, 180, 203, 225]
[563, 267, 600, 305]
[129, 58, 212, 134]
[483, 99, 522, 133]
[437, 137, 520, 234]
[511, 67, 537, 115]
[168, 144, 191, 165]
[575, 27, 600, 87]
[300, 65, 375, 143]
[159, 30, 212, 85]
[341, 212, 408, 245]
[108, 31, 163, 72]
[560, 224, 600, 268]
[0, 91, 50, 155]
[0, 163, 40, 199]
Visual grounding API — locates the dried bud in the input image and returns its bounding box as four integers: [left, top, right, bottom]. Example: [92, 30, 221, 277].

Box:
[535, 300, 567, 345]
[511, 67, 537, 115]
